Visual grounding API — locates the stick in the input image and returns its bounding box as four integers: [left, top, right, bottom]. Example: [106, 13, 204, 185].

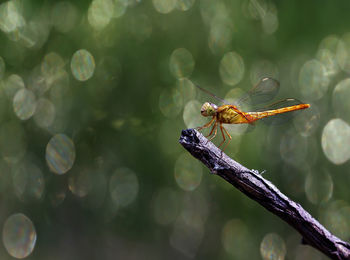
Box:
[179, 129, 350, 260]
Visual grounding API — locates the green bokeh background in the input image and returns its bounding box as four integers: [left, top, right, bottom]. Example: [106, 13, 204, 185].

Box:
[0, 0, 350, 259]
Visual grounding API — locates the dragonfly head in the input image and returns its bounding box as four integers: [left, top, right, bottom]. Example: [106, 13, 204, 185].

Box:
[201, 102, 217, 117]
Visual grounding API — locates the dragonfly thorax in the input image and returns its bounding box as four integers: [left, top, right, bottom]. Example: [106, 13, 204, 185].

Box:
[201, 102, 218, 117]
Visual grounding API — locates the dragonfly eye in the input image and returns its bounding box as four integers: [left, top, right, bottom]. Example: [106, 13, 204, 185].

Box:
[201, 102, 217, 117]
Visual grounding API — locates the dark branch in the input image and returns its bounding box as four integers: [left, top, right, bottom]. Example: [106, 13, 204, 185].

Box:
[179, 128, 350, 260]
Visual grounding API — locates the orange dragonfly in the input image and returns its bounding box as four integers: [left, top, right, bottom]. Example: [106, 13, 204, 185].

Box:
[196, 77, 310, 151]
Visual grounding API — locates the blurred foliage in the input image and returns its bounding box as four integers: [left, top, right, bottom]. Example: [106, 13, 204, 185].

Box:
[0, 0, 350, 259]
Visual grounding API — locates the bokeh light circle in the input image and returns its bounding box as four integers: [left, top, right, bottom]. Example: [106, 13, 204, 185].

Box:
[319, 34, 340, 53]
[2, 213, 36, 259]
[260, 233, 286, 260]
[68, 167, 94, 198]
[13, 161, 45, 202]
[176, 0, 195, 11]
[262, 8, 279, 35]
[305, 169, 333, 205]
[81, 169, 107, 210]
[159, 87, 183, 118]
[316, 48, 339, 77]
[109, 167, 139, 208]
[4, 74, 25, 99]
[169, 48, 195, 79]
[336, 33, 350, 73]
[181, 192, 209, 228]
[170, 217, 204, 258]
[45, 134, 76, 174]
[174, 153, 202, 191]
[280, 131, 307, 167]
[33, 98, 56, 128]
[293, 104, 320, 137]
[332, 78, 350, 122]
[321, 118, 350, 164]
[169, 192, 208, 258]
[183, 100, 206, 129]
[153, 187, 180, 225]
[244, 0, 268, 20]
[152, 0, 176, 14]
[320, 201, 350, 241]
[222, 219, 251, 258]
[113, 0, 128, 18]
[208, 19, 232, 55]
[219, 52, 245, 86]
[88, 0, 114, 30]
[177, 78, 196, 104]
[200, 0, 229, 25]
[321, 118, 350, 165]
[250, 59, 279, 86]
[298, 59, 329, 101]
[26, 66, 47, 97]
[0, 1, 26, 33]
[71, 49, 96, 81]
[41, 52, 66, 94]
[13, 89, 36, 120]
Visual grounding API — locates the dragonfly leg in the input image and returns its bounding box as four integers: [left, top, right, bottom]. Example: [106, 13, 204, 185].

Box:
[207, 121, 218, 140]
[221, 125, 232, 152]
[196, 117, 215, 131]
[217, 124, 227, 158]
[218, 123, 226, 148]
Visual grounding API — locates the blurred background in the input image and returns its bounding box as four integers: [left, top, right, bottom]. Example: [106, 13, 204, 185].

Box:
[0, 0, 349, 259]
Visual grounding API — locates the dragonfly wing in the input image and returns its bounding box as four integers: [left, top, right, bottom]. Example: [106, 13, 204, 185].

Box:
[259, 98, 305, 110]
[236, 77, 280, 107]
[195, 83, 230, 104]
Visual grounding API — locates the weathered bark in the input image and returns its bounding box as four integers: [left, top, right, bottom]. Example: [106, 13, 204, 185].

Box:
[179, 129, 350, 260]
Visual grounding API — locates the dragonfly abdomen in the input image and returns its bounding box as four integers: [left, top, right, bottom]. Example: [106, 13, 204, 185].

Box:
[245, 103, 310, 122]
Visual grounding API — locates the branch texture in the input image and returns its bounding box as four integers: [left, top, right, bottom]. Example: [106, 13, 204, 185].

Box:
[179, 129, 350, 260]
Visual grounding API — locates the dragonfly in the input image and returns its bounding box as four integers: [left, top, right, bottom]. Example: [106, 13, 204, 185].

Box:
[196, 77, 310, 151]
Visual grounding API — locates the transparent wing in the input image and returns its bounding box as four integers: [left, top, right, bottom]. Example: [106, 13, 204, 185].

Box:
[236, 77, 280, 107]
[261, 98, 304, 110]
[195, 83, 230, 104]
